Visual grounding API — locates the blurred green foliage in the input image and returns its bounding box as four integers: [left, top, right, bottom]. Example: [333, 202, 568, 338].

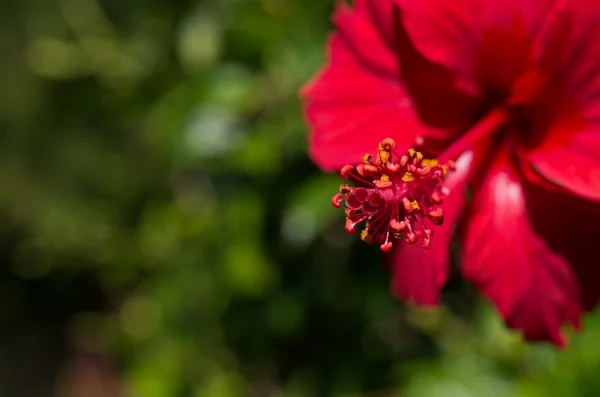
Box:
[2, 0, 600, 396]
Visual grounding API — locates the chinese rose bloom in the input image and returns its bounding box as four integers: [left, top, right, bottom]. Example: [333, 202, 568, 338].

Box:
[301, 0, 600, 345]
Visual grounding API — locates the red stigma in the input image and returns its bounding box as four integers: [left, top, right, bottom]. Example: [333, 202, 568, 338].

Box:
[331, 139, 453, 251]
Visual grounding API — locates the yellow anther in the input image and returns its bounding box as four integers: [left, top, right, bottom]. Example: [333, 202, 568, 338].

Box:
[363, 153, 372, 164]
[360, 230, 373, 244]
[379, 150, 389, 163]
[411, 200, 420, 210]
[375, 174, 392, 189]
[421, 158, 439, 167]
[441, 165, 448, 175]
[407, 148, 423, 160]
[402, 172, 414, 182]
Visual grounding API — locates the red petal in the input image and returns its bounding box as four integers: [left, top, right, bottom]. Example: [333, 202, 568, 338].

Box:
[397, 0, 560, 91]
[354, 0, 400, 53]
[301, 3, 437, 171]
[389, 150, 473, 305]
[524, 90, 600, 200]
[396, 0, 481, 94]
[394, 7, 478, 132]
[462, 150, 581, 346]
[525, 2, 600, 201]
[528, 138, 600, 201]
[523, 181, 600, 314]
[333, 2, 398, 78]
[532, 1, 600, 108]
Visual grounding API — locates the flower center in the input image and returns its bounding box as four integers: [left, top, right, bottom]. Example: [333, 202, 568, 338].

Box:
[332, 138, 455, 251]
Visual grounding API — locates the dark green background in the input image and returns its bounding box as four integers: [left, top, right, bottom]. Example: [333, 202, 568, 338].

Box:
[1, 0, 599, 396]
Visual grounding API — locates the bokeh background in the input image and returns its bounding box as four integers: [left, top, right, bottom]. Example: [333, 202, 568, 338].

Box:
[2, 0, 600, 396]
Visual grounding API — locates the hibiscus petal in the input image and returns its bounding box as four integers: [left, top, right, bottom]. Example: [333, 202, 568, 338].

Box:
[302, 5, 437, 171]
[533, 1, 600, 106]
[396, 0, 481, 92]
[528, 141, 600, 201]
[354, 0, 399, 52]
[394, 7, 479, 132]
[525, 2, 600, 201]
[524, 91, 600, 201]
[396, 0, 561, 90]
[389, 150, 473, 305]
[333, 2, 398, 79]
[523, 181, 600, 314]
[462, 151, 581, 345]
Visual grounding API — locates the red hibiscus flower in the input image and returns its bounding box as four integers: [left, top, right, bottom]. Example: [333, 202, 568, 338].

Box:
[301, 0, 600, 346]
